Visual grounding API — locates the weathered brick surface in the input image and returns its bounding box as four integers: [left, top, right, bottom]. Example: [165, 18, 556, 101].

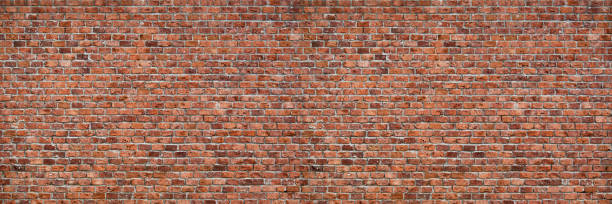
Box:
[0, 0, 610, 202]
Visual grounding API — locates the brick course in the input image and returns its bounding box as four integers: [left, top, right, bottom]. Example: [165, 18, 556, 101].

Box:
[0, 0, 610, 202]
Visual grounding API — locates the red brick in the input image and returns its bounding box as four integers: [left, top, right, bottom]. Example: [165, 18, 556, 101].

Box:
[0, 0, 609, 202]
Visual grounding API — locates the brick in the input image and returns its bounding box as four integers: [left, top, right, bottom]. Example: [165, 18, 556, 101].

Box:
[0, 0, 609, 202]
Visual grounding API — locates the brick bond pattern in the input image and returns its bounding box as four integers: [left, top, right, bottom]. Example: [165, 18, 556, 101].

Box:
[0, 0, 610, 202]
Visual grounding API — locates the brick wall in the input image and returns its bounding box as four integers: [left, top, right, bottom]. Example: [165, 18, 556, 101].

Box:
[0, 0, 610, 202]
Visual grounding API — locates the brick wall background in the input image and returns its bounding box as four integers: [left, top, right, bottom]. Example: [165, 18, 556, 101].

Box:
[0, 0, 610, 202]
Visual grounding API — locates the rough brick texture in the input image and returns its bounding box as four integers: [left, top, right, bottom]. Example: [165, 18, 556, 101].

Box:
[0, 0, 611, 202]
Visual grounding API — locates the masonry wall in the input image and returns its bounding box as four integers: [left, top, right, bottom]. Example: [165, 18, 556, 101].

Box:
[0, 0, 610, 202]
